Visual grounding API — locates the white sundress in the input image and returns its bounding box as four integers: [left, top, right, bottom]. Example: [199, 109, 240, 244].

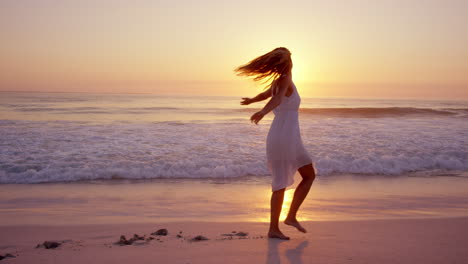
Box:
[266, 80, 313, 191]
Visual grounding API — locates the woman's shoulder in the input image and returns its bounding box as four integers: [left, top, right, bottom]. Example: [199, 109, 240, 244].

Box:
[278, 73, 292, 85]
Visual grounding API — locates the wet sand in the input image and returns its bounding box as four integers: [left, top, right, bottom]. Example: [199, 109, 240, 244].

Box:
[1, 174, 468, 226]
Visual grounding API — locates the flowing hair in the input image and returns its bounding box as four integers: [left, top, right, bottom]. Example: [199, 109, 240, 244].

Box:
[234, 47, 292, 89]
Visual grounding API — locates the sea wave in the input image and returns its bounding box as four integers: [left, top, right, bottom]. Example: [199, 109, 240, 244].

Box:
[0, 119, 466, 184]
[5, 103, 468, 118]
[12, 106, 182, 113]
[0, 153, 466, 184]
[300, 107, 467, 117]
[241, 107, 468, 118]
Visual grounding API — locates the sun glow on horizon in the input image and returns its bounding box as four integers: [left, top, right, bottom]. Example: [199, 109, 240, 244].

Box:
[0, 0, 467, 99]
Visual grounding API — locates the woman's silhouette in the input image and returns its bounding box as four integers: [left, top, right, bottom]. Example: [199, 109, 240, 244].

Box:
[236, 47, 316, 240]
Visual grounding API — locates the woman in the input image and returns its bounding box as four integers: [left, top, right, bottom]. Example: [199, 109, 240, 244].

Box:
[236, 47, 316, 240]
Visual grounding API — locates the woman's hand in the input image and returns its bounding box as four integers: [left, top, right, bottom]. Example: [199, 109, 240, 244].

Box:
[250, 110, 266, 125]
[240, 97, 252, 105]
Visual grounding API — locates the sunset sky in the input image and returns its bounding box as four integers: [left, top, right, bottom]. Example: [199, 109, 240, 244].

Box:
[0, 0, 467, 99]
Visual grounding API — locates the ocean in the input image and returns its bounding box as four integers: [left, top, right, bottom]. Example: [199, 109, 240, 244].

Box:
[0, 91, 467, 184]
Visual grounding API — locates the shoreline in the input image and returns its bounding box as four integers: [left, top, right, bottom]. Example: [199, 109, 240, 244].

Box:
[1, 217, 468, 264]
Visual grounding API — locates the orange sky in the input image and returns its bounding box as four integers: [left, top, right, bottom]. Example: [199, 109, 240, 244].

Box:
[0, 0, 467, 99]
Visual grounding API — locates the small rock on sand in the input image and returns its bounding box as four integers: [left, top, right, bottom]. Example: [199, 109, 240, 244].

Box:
[117, 235, 132, 246]
[116, 234, 145, 246]
[190, 235, 209, 241]
[222, 231, 248, 237]
[235, 232, 248, 237]
[0, 253, 15, 260]
[151, 229, 168, 236]
[133, 234, 145, 240]
[36, 241, 62, 249]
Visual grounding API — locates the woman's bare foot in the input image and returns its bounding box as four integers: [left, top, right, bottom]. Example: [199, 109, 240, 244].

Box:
[268, 229, 290, 240]
[284, 218, 307, 233]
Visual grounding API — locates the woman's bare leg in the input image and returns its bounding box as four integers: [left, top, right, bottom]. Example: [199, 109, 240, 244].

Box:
[268, 188, 290, 240]
[285, 163, 316, 233]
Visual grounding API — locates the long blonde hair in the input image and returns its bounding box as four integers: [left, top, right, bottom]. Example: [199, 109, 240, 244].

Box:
[235, 47, 292, 88]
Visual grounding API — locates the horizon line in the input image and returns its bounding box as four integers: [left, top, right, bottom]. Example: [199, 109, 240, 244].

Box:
[1, 90, 467, 102]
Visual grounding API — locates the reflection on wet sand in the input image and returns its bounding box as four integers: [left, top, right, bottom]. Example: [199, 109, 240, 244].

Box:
[267, 239, 309, 264]
[1, 175, 468, 225]
[256, 188, 312, 223]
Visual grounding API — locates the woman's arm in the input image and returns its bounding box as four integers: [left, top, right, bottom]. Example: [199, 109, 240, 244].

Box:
[250, 76, 290, 124]
[240, 88, 272, 105]
[240, 81, 277, 105]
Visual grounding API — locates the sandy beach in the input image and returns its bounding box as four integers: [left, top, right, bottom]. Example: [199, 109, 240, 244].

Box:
[1, 217, 467, 264]
[1, 175, 468, 263]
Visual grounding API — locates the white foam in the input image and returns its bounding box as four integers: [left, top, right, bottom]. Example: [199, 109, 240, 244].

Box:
[0, 115, 467, 183]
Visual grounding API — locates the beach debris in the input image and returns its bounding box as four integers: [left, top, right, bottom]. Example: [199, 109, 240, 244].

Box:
[151, 228, 168, 236]
[235, 231, 248, 237]
[221, 231, 248, 237]
[36, 241, 62, 249]
[133, 234, 145, 240]
[117, 235, 132, 246]
[115, 234, 146, 246]
[0, 253, 15, 260]
[190, 235, 209, 241]
[176, 231, 184, 238]
[218, 235, 234, 241]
